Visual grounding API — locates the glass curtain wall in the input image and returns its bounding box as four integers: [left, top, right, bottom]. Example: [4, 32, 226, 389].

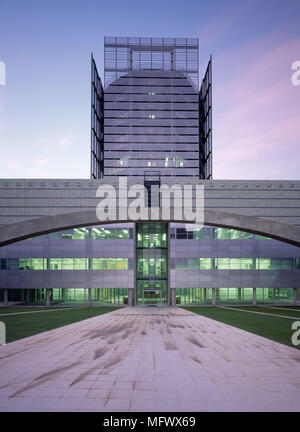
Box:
[103, 37, 200, 178]
[136, 222, 168, 305]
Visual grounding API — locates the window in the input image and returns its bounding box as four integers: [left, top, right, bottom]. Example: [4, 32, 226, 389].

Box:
[229, 258, 242, 270]
[49, 258, 62, 270]
[62, 259, 74, 270]
[213, 228, 230, 239]
[241, 258, 254, 270]
[200, 258, 212, 269]
[215, 258, 230, 269]
[91, 258, 104, 270]
[74, 258, 87, 270]
[258, 258, 271, 270]
[188, 258, 199, 269]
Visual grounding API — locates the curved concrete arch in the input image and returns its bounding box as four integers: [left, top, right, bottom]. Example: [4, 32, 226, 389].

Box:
[0, 209, 300, 247]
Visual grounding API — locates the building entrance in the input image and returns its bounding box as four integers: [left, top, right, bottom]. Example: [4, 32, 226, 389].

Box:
[136, 222, 168, 306]
[143, 289, 161, 306]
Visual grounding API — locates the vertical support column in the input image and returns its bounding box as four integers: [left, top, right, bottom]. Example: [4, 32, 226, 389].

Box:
[167, 222, 171, 307]
[46, 288, 50, 307]
[61, 288, 65, 302]
[133, 222, 137, 307]
[253, 287, 257, 306]
[238, 288, 241, 303]
[88, 288, 92, 307]
[4, 289, 8, 307]
[129, 49, 132, 71]
[128, 288, 133, 307]
[212, 288, 216, 306]
[293, 287, 297, 305]
[171, 289, 176, 307]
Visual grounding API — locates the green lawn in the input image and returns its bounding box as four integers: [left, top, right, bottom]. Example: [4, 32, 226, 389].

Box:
[0, 307, 120, 343]
[183, 306, 300, 349]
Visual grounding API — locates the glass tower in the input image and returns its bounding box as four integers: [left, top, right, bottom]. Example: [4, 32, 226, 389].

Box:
[91, 36, 212, 179]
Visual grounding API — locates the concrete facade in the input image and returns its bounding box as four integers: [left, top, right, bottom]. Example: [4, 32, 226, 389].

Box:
[0, 178, 299, 307]
[0, 179, 300, 246]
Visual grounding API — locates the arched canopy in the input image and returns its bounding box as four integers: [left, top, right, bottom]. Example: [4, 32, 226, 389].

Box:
[0, 210, 300, 247]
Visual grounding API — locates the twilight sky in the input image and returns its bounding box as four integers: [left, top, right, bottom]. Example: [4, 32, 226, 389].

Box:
[0, 0, 299, 179]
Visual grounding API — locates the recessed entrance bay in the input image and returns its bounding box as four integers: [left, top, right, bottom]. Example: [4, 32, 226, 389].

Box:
[136, 222, 168, 306]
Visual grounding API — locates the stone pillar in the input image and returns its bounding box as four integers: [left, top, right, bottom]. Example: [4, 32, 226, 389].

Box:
[61, 288, 65, 302]
[46, 288, 50, 307]
[88, 288, 92, 307]
[203, 288, 207, 304]
[293, 287, 297, 305]
[212, 288, 216, 306]
[4, 289, 8, 307]
[253, 287, 256, 306]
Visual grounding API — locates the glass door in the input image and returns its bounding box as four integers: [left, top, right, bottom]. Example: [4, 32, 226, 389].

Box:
[143, 289, 161, 306]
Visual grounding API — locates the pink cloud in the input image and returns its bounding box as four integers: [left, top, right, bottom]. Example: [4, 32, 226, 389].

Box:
[212, 36, 300, 179]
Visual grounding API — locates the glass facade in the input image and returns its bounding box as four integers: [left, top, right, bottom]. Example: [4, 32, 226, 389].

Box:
[2, 258, 131, 270]
[91, 54, 104, 179]
[104, 67, 200, 177]
[176, 288, 212, 305]
[136, 222, 168, 305]
[175, 288, 296, 305]
[88, 36, 212, 179]
[29, 226, 133, 240]
[104, 37, 199, 89]
[2, 288, 129, 305]
[170, 226, 271, 240]
[256, 288, 294, 304]
[170, 223, 300, 305]
[172, 257, 296, 270]
[52, 288, 128, 305]
[1, 221, 299, 307]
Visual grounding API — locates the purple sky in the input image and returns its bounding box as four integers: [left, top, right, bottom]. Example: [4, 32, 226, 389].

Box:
[0, 0, 299, 179]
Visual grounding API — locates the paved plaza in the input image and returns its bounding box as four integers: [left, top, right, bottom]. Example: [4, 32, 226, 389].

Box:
[0, 307, 300, 412]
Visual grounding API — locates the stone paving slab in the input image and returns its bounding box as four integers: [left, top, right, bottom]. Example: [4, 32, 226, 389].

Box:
[0, 307, 300, 412]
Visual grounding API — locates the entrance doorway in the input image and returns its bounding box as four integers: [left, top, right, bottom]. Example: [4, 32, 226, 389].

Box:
[143, 289, 161, 306]
[136, 222, 168, 306]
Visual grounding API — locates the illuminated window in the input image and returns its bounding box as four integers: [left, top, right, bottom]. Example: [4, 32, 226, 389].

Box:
[200, 258, 212, 269]
[230, 258, 242, 270]
[258, 258, 271, 270]
[241, 258, 254, 269]
[215, 258, 230, 269]
[74, 258, 87, 270]
[49, 258, 62, 270]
